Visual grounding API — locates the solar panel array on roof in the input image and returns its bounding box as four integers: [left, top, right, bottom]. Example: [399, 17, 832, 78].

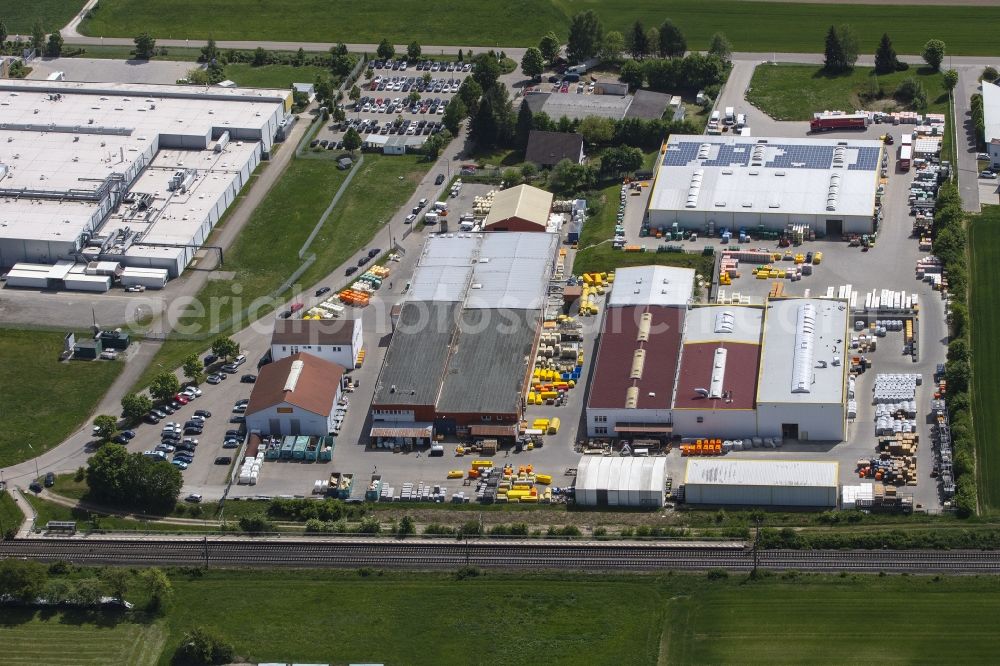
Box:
[664, 141, 880, 172]
[662, 141, 702, 166]
[764, 144, 836, 170]
[703, 143, 751, 168]
[848, 146, 880, 171]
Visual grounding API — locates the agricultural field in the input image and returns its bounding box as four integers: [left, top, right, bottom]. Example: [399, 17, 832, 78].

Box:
[0, 0, 85, 33]
[0, 329, 123, 468]
[133, 154, 428, 390]
[7, 571, 1000, 664]
[747, 64, 950, 121]
[968, 207, 1000, 513]
[76, 0, 997, 54]
[0, 611, 165, 666]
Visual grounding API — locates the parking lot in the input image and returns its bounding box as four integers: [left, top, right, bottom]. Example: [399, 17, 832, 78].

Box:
[117, 361, 257, 496]
[312, 58, 472, 150]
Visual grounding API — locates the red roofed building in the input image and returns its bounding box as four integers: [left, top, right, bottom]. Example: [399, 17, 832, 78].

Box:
[245, 352, 344, 436]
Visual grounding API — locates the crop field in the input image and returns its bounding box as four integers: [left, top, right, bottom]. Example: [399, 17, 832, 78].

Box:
[968, 207, 1000, 513]
[0, 610, 165, 666]
[0, 0, 85, 33]
[76, 0, 998, 54]
[748, 64, 949, 121]
[5, 571, 1000, 664]
[662, 575, 1000, 663]
[0, 329, 122, 467]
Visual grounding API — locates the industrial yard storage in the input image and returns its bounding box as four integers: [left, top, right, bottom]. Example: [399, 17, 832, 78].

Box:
[575, 456, 668, 507]
[683, 459, 838, 507]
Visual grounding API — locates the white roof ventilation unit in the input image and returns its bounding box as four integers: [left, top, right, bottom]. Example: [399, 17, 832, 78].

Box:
[685, 169, 704, 208]
[637, 312, 652, 342]
[697, 143, 712, 160]
[283, 360, 305, 392]
[826, 173, 841, 212]
[790, 303, 817, 394]
[714, 310, 735, 334]
[630, 349, 647, 380]
[709, 347, 728, 399]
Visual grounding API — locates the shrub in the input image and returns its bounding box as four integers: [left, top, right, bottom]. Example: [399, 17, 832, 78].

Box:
[172, 628, 235, 666]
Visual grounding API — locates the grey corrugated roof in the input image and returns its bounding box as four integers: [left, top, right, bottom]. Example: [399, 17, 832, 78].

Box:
[436, 308, 539, 415]
[684, 459, 838, 488]
[372, 301, 459, 407]
[624, 89, 670, 120]
[542, 94, 632, 121]
[465, 232, 557, 309]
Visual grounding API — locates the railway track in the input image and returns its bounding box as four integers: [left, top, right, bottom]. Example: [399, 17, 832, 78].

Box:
[3, 537, 1000, 573]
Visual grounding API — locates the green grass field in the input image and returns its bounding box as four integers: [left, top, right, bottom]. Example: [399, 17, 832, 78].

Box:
[133, 154, 428, 390]
[8, 571, 1000, 665]
[0, 611, 165, 666]
[0, 329, 123, 468]
[24, 494, 215, 533]
[748, 64, 949, 121]
[0, 489, 24, 534]
[76, 0, 999, 54]
[968, 206, 1000, 513]
[222, 63, 329, 89]
[0, 0, 85, 33]
[572, 178, 713, 277]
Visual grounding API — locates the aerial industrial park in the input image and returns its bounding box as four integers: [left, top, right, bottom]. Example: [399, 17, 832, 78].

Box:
[1, 1, 999, 663]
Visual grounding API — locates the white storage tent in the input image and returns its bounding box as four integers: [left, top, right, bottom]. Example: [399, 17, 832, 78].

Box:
[683, 459, 838, 507]
[575, 456, 667, 507]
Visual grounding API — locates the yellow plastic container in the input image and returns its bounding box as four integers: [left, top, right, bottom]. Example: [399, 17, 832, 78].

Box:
[548, 417, 561, 434]
[471, 459, 494, 470]
[536, 474, 552, 485]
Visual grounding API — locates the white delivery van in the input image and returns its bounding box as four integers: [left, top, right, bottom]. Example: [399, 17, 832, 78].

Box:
[724, 107, 735, 125]
[736, 113, 746, 129]
[434, 201, 448, 211]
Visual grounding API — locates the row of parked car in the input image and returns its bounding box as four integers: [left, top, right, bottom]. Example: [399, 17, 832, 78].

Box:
[356, 94, 451, 117]
[371, 58, 473, 73]
[369, 75, 463, 94]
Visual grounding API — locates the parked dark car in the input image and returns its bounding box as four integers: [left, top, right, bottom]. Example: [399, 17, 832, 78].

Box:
[203, 354, 218, 366]
[225, 429, 243, 438]
[368, 248, 381, 258]
[184, 426, 204, 435]
[229, 415, 245, 424]
[315, 286, 331, 296]
[145, 413, 161, 424]
[357, 256, 370, 267]
[279, 310, 292, 319]
[435, 173, 445, 185]
[121, 430, 136, 440]
[215, 456, 233, 465]
[112, 434, 130, 445]
[29, 481, 42, 493]
[345, 266, 358, 276]
[241, 374, 257, 383]
[194, 410, 212, 418]
[44, 472, 55, 487]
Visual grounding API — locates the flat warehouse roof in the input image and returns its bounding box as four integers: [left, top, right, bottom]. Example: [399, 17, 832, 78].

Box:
[541, 94, 631, 121]
[608, 265, 695, 308]
[651, 134, 882, 219]
[685, 459, 839, 488]
[373, 301, 460, 407]
[681, 305, 763, 345]
[757, 298, 849, 405]
[588, 304, 685, 410]
[436, 308, 540, 415]
[405, 232, 557, 309]
[673, 341, 760, 411]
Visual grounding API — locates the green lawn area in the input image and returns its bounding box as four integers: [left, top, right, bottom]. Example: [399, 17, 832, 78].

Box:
[0, 329, 123, 468]
[77, 0, 998, 54]
[133, 154, 428, 390]
[66, 43, 204, 62]
[0, 0, 85, 32]
[968, 206, 1000, 513]
[9, 571, 1000, 665]
[0, 611, 165, 666]
[573, 178, 713, 278]
[24, 494, 215, 533]
[223, 63, 329, 89]
[747, 63, 949, 121]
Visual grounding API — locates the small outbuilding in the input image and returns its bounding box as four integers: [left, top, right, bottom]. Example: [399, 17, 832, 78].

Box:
[574, 456, 668, 507]
[483, 184, 553, 232]
[525, 130, 584, 168]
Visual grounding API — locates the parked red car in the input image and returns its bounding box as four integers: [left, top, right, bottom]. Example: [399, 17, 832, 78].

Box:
[289, 302, 304, 313]
[174, 394, 190, 404]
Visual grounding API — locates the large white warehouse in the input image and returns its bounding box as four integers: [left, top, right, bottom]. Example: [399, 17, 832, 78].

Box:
[575, 456, 668, 507]
[647, 134, 882, 236]
[756, 298, 849, 441]
[683, 459, 838, 507]
[0, 80, 292, 278]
